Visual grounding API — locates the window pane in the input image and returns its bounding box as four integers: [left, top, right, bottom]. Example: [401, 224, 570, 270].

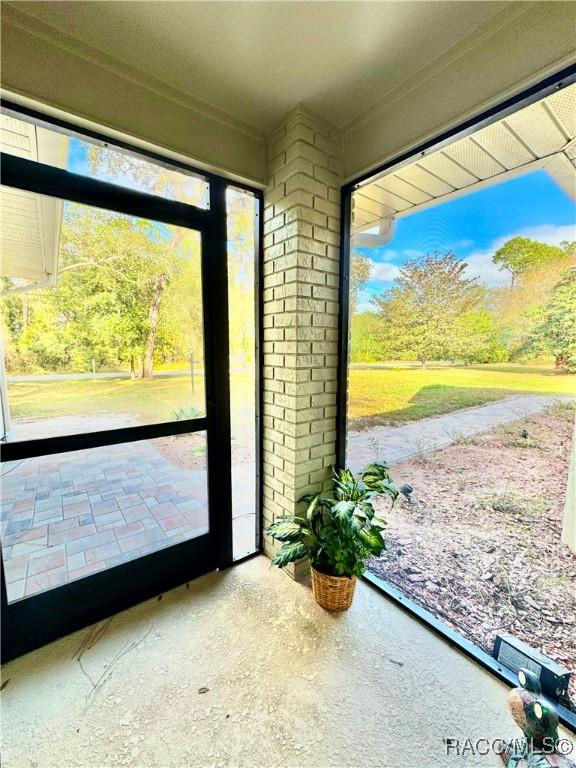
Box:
[1, 433, 208, 602]
[1, 111, 209, 208]
[226, 186, 258, 560]
[346, 84, 576, 707]
[1, 192, 205, 440]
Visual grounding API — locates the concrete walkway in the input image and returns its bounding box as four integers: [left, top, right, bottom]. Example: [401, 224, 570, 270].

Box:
[347, 394, 568, 471]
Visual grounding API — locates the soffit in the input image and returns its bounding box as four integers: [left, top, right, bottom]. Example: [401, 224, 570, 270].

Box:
[0, 115, 67, 287]
[352, 84, 576, 243]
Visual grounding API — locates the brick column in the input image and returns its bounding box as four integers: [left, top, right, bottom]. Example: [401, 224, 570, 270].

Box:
[262, 106, 341, 579]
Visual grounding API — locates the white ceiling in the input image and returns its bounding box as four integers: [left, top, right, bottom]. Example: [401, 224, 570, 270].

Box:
[5, 1, 511, 133]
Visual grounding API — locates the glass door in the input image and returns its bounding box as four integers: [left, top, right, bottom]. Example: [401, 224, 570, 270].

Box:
[0, 108, 243, 660]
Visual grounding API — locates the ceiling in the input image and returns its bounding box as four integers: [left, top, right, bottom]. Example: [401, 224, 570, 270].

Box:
[4, 1, 511, 133]
[352, 83, 576, 245]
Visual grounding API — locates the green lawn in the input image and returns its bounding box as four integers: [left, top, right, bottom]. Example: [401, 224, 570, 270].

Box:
[348, 363, 576, 428]
[7, 374, 254, 424]
[7, 364, 576, 430]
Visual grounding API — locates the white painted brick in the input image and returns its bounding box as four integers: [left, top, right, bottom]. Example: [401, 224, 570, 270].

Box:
[264, 327, 285, 341]
[328, 187, 340, 204]
[286, 236, 326, 257]
[284, 380, 324, 396]
[273, 283, 298, 300]
[327, 216, 340, 233]
[314, 196, 340, 218]
[263, 212, 285, 236]
[274, 221, 314, 242]
[274, 157, 314, 185]
[286, 140, 331, 168]
[313, 226, 339, 246]
[314, 166, 340, 187]
[272, 123, 315, 156]
[276, 188, 314, 211]
[269, 152, 287, 176]
[314, 132, 340, 159]
[285, 172, 327, 199]
[272, 253, 299, 273]
[266, 272, 285, 289]
[263, 107, 342, 580]
[313, 285, 338, 301]
[265, 184, 287, 206]
[285, 110, 332, 138]
[285, 206, 327, 229]
[311, 367, 338, 381]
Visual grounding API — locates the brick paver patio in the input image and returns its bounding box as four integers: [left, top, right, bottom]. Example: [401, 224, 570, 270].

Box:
[1, 440, 212, 601]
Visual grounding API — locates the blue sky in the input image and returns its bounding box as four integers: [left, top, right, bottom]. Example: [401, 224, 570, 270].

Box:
[356, 169, 576, 313]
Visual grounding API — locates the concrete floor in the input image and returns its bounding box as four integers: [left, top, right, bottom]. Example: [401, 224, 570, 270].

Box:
[0, 556, 538, 768]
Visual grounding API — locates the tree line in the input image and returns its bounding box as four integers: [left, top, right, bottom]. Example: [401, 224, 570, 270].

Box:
[350, 238, 576, 372]
[1, 148, 255, 378]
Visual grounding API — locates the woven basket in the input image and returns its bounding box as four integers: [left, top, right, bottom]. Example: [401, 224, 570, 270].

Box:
[311, 567, 357, 611]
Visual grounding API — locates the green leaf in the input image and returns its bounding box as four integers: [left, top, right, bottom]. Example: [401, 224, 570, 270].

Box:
[357, 527, 385, 556]
[271, 541, 307, 568]
[332, 500, 356, 533]
[306, 494, 320, 521]
[362, 461, 390, 476]
[265, 519, 303, 542]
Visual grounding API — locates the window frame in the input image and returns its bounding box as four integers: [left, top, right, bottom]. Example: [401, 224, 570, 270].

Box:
[336, 63, 576, 731]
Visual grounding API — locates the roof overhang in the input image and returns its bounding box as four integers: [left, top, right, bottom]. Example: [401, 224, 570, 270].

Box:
[352, 83, 576, 247]
[1, 115, 68, 293]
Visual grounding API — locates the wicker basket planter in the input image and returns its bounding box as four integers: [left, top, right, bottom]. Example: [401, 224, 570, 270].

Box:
[311, 567, 357, 611]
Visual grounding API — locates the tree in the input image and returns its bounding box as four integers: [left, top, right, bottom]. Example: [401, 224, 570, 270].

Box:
[350, 253, 371, 313]
[451, 309, 507, 365]
[86, 147, 204, 378]
[489, 239, 575, 360]
[2, 143, 256, 379]
[493, 237, 567, 287]
[372, 251, 486, 366]
[350, 312, 384, 362]
[530, 269, 576, 372]
[3, 203, 203, 378]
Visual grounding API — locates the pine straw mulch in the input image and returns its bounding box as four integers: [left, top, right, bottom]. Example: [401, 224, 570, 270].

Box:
[368, 402, 576, 709]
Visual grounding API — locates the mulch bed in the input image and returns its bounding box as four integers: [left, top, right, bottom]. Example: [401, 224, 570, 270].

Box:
[368, 404, 576, 708]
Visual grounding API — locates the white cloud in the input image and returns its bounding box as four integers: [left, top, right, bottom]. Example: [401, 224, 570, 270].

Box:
[370, 262, 401, 283]
[463, 223, 576, 287]
[402, 248, 425, 259]
[362, 223, 575, 289]
[462, 249, 509, 287]
[355, 301, 377, 314]
[514, 223, 576, 246]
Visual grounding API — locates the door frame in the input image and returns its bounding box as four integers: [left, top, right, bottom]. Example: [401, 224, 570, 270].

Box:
[0, 101, 263, 661]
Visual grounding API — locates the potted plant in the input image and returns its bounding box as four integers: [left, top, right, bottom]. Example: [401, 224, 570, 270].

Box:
[265, 461, 398, 610]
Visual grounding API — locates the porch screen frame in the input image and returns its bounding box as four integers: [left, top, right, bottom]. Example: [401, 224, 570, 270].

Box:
[336, 64, 576, 731]
[0, 100, 263, 660]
